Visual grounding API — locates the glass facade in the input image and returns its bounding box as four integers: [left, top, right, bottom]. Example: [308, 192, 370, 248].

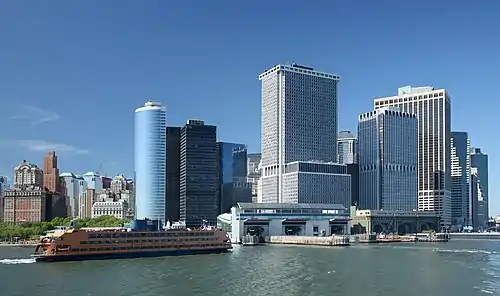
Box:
[470, 148, 489, 228]
[450, 132, 470, 227]
[358, 108, 418, 211]
[166, 126, 181, 222]
[217, 142, 252, 214]
[179, 121, 218, 228]
[134, 101, 166, 221]
[374, 86, 452, 228]
[337, 131, 358, 164]
[246, 153, 261, 202]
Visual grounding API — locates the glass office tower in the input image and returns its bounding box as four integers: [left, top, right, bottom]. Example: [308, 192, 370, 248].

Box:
[134, 101, 166, 221]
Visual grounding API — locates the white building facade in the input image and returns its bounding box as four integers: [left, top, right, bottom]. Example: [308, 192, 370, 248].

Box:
[14, 160, 43, 189]
[92, 201, 127, 219]
[374, 86, 452, 229]
[259, 64, 350, 206]
[218, 203, 350, 243]
[82, 172, 102, 191]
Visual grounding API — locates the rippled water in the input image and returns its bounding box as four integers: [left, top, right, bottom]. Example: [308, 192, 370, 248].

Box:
[1, 240, 500, 296]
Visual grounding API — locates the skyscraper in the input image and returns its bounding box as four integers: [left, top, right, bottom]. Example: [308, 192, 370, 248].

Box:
[43, 151, 59, 193]
[217, 142, 252, 214]
[179, 120, 218, 227]
[134, 101, 166, 221]
[470, 148, 489, 228]
[82, 172, 102, 191]
[165, 126, 181, 223]
[358, 107, 418, 211]
[374, 86, 451, 229]
[450, 132, 471, 228]
[470, 167, 481, 229]
[337, 131, 358, 164]
[259, 63, 350, 207]
[246, 153, 261, 202]
[60, 173, 79, 218]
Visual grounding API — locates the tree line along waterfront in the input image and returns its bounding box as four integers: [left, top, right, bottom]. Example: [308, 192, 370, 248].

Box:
[0, 216, 129, 241]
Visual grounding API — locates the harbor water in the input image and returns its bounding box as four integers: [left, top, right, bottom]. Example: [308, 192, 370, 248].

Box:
[1, 239, 500, 296]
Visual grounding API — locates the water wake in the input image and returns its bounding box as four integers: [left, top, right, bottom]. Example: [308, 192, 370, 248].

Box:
[434, 248, 496, 255]
[0, 258, 36, 264]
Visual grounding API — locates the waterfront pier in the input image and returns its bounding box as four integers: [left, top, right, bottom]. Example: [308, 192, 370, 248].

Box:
[267, 235, 350, 246]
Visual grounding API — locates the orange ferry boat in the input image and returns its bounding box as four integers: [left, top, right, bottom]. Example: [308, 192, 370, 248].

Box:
[31, 219, 232, 262]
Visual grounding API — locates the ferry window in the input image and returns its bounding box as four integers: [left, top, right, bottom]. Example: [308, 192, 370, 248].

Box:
[89, 248, 96, 252]
[81, 248, 88, 252]
[73, 248, 80, 252]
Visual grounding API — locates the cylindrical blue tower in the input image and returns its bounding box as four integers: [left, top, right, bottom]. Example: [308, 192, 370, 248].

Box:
[134, 101, 166, 222]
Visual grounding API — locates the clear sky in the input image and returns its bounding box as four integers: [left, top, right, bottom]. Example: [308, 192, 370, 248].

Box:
[0, 1, 498, 214]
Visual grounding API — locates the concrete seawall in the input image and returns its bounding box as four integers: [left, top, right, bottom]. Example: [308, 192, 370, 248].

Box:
[267, 235, 350, 246]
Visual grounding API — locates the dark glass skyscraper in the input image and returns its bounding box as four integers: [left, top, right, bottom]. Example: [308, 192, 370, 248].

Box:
[450, 132, 470, 228]
[217, 142, 252, 214]
[471, 148, 489, 228]
[358, 107, 418, 211]
[165, 126, 181, 223]
[179, 120, 218, 228]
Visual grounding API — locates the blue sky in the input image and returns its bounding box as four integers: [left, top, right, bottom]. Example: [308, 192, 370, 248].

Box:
[0, 1, 498, 214]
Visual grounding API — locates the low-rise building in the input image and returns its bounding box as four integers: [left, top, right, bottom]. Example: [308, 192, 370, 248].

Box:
[92, 201, 127, 219]
[350, 207, 441, 235]
[217, 202, 350, 243]
[2, 187, 67, 222]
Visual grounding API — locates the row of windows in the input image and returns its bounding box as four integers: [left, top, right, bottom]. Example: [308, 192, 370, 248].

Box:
[81, 237, 216, 244]
[71, 243, 221, 252]
[87, 231, 215, 239]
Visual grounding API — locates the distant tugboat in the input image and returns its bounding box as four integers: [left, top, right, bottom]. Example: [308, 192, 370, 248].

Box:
[31, 219, 232, 262]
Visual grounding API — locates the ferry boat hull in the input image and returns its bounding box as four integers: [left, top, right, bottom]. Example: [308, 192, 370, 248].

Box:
[31, 219, 232, 263]
[32, 247, 231, 262]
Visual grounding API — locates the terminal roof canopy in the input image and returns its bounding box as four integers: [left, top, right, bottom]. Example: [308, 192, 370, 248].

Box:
[237, 203, 346, 211]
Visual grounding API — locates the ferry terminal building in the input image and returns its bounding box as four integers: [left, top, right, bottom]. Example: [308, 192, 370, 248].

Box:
[217, 203, 350, 244]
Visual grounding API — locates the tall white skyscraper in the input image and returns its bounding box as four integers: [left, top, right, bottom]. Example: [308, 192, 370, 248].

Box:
[374, 86, 451, 229]
[134, 101, 167, 221]
[337, 131, 358, 164]
[259, 64, 350, 207]
[358, 107, 418, 211]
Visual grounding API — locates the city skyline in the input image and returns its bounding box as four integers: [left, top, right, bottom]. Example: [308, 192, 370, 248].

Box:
[0, 2, 498, 215]
[0, 82, 493, 221]
[375, 86, 452, 228]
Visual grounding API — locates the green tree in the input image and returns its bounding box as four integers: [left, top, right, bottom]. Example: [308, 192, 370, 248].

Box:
[0, 216, 129, 241]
